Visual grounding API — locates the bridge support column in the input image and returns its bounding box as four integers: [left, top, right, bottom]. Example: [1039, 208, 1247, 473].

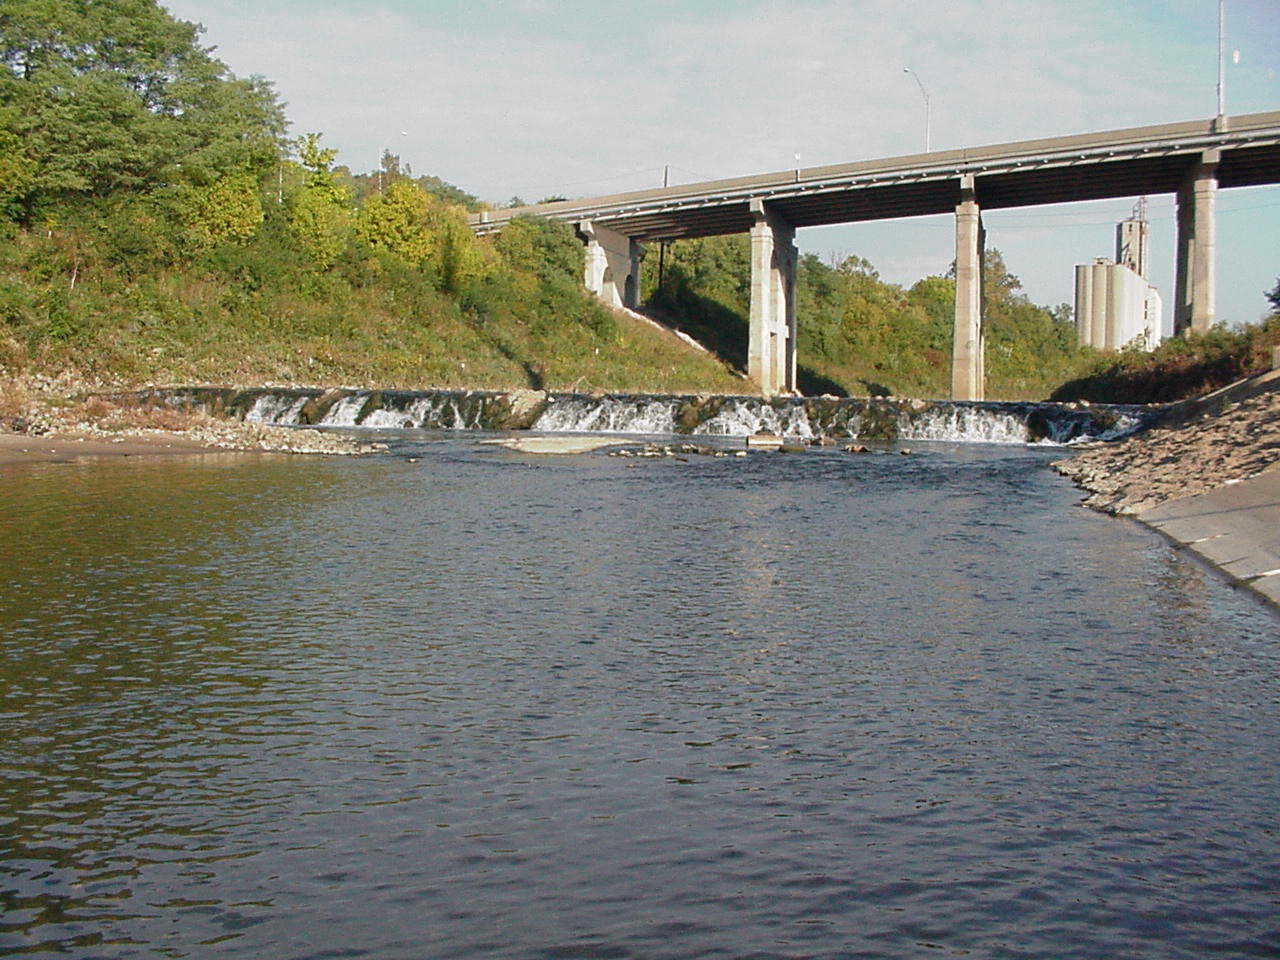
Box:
[577, 220, 644, 310]
[748, 199, 797, 397]
[951, 176, 985, 401]
[1174, 150, 1218, 335]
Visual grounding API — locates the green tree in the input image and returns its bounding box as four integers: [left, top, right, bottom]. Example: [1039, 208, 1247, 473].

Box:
[1268, 278, 1279, 313]
[494, 216, 585, 285]
[357, 180, 436, 266]
[0, 126, 35, 221]
[286, 134, 352, 268]
[182, 172, 264, 250]
[433, 204, 483, 294]
[356, 178, 484, 292]
[0, 0, 285, 212]
[981, 248, 1023, 303]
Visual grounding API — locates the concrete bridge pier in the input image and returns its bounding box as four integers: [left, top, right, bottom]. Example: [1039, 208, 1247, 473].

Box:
[951, 175, 986, 401]
[578, 220, 645, 309]
[1174, 150, 1218, 335]
[748, 199, 798, 396]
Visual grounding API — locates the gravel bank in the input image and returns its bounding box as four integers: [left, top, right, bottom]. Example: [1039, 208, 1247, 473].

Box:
[1, 375, 372, 464]
[1053, 369, 1280, 516]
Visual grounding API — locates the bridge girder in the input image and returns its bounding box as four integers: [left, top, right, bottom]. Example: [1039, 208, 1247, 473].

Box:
[471, 112, 1280, 242]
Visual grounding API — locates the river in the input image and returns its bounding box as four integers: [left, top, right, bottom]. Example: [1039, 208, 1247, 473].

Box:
[1, 435, 1277, 959]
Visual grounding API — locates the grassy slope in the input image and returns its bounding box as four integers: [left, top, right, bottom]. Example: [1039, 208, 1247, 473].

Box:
[0, 230, 743, 396]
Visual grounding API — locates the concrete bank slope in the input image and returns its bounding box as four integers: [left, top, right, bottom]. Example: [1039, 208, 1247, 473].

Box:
[1055, 368, 1279, 609]
[1139, 466, 1280, 607]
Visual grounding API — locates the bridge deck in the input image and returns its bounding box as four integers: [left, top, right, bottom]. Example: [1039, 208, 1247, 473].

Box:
[470, 112, 1280, 241]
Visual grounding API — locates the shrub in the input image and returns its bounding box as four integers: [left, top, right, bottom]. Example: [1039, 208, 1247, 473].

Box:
[183, 173, 265, 251]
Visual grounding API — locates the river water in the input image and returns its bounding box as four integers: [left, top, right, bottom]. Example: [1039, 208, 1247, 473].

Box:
[1, 436, 1277, 959]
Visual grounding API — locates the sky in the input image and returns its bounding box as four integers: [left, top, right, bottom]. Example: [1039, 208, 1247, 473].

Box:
[163, 0, 1280, 326]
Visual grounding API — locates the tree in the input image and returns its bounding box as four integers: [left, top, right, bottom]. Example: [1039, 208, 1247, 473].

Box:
[837, 254, 879, 279]
[294, 134, 345, 198]
[0, 0, 285, 213]
[981, 248, 1022, 303]
[286, 133, 352, 268]
[0, 125, 35, 221]
[1268, 278, 1280, 313]
[357, 180, 436, 266]
[182, 172, 263, 250]
[433, 204, 484, 294]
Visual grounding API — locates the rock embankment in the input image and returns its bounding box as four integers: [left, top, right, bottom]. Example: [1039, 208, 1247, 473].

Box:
[1054, 371, 1280, 515]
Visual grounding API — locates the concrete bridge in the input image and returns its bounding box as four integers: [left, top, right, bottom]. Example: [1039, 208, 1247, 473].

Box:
[470, 112, 1280, 399]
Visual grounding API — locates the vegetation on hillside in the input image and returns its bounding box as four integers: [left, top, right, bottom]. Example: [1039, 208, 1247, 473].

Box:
[1049, 276, 1280, 403]
[0, 0, 740, 395]
[1051, 316, 1280, 403]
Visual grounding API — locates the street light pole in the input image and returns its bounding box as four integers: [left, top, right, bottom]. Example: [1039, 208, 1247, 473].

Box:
[903, 67, 931, 153]
[658, 165, 669, 293]
[1217, 0, 1226, 119]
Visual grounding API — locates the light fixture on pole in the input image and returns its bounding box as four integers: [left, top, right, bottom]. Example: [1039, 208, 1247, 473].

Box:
[903, 67, 931, 153]
[1216, 0, 1226, 119]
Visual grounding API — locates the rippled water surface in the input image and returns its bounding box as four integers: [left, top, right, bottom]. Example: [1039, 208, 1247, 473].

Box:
[2, 437, 1278, 959]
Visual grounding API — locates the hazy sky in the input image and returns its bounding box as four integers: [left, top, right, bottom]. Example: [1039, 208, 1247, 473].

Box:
[164, 0, 1280, 325]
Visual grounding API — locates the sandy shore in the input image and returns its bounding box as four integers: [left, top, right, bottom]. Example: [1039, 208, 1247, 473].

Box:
[0, 427, 378, 466]
[0, 431, 227, 466]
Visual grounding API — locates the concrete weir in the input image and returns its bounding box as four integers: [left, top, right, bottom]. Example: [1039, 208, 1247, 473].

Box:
[128, 386, 1151, 447]
[472, 111, 1280, 401]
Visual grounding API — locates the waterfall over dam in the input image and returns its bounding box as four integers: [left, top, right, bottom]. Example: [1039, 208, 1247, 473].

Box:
[138, 387, 1151, 445]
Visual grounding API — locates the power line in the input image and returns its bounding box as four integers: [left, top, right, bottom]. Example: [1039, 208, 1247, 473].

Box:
[989, 200, 1280, 231]
[524, 165, 669, 197]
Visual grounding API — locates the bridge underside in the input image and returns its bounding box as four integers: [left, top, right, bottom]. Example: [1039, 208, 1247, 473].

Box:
[473, 113, 1280, 399]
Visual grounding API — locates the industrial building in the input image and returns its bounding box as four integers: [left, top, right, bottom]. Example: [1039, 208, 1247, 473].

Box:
[1074, 204, 1165, 351]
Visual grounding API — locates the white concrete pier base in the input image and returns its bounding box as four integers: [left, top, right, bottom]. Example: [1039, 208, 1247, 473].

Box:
[1174, 151, 1218, 335]
[748, 199, 797, 397]
[951, 176, 985, 401]
[578, 220, 644, 310]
